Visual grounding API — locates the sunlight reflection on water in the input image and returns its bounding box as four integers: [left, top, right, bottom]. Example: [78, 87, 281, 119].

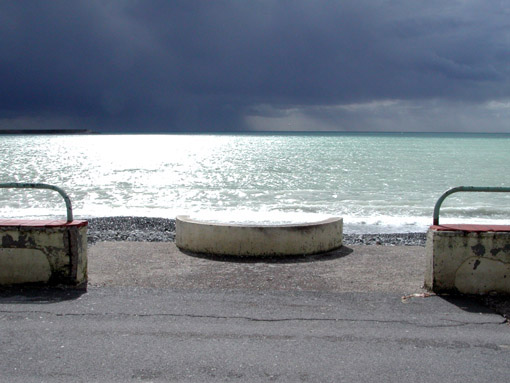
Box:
[1, 133, 509, 233]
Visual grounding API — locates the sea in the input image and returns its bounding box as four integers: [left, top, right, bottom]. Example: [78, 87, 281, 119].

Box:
[1, 132, 509, 233]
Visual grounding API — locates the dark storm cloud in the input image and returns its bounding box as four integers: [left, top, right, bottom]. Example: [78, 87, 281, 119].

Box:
[1, 0, 509, 132]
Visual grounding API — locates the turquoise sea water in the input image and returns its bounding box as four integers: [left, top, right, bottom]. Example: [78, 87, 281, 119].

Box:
[1, 132, 509, 233]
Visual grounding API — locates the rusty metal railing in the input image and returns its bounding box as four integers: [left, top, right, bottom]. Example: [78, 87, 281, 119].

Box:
[433, 186, 510, 225]
[0, 182, 74, 222]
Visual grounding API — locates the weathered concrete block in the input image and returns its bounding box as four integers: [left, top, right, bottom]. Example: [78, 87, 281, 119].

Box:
[0, 220, 88, 287]
[176, 215, 343, 257]
[425, 226, 510, 294]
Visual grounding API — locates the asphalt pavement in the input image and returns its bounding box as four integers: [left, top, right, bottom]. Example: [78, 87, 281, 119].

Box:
[0, 242, 509, 382]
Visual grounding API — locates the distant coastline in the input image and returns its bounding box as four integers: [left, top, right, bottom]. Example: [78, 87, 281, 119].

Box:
[2, 129, 508, 136]
[0, 129, 98, 135]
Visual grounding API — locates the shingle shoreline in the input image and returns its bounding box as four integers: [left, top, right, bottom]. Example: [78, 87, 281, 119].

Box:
[86, 216, 427, 246]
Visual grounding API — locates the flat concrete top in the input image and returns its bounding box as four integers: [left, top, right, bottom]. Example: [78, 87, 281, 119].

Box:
[177, 214, 342, 227]
[430, 224, 510, 232]
[88, 242, 426, 294]
[0, 219, 88, 228]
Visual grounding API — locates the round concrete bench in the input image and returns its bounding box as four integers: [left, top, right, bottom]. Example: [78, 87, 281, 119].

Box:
[175, 215, 343, 257]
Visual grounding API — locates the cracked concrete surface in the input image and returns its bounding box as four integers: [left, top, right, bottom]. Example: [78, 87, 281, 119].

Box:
[1, 242, 509, 382]
[86, 241, 510, 320]
[0, 287, 508, 382]
[1, 308, 505, 328]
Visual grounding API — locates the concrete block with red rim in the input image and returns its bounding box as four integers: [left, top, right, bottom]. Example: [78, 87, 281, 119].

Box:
[424, 224, 510, 294]
[0, 220, 88, 287]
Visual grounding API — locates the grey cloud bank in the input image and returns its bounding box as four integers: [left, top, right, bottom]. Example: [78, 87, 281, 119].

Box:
[1, 0, 509, 133]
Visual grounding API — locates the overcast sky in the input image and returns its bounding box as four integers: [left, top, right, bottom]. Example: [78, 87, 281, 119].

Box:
[1, 0, 510, 133]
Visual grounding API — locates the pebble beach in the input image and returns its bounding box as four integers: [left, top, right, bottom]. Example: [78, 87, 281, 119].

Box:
[86, 216, 427, 246]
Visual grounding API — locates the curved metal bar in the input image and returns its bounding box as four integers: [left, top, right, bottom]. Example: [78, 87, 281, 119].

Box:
[433, 186, 510, 225]
[0, 182, 74, 222]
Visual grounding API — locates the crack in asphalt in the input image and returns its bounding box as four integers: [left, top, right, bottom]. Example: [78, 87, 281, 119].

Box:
[0, 309, 506, 327]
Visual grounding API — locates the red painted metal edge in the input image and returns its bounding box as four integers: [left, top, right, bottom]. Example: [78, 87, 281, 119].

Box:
[0, 219, 88, 228]
[430, 224, 510, 232]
